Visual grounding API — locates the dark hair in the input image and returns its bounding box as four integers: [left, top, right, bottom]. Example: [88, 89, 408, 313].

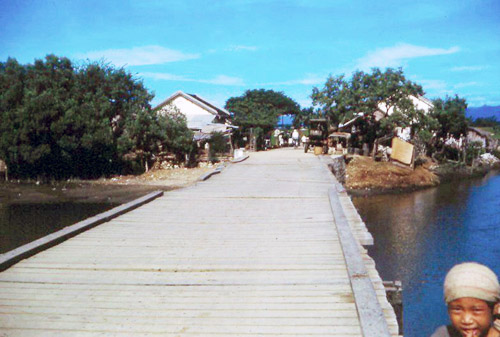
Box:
[487, 301, 496, 312]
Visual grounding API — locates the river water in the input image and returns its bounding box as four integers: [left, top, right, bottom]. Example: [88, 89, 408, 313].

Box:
[352, 171, 500, 337]
[0, 202, 118, 254]
[0, 183, 162, 254]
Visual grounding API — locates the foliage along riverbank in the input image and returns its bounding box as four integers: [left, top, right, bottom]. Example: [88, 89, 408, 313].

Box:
[344, 155, 500, 196]
[0, 55, 194, 180]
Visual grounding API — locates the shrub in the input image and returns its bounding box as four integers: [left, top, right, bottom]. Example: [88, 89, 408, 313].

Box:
[465, 141, 485, 165]
[208, 132, 228, 163]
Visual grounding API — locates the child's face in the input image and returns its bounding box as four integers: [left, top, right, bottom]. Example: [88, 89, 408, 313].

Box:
[448, 297, 492, 337]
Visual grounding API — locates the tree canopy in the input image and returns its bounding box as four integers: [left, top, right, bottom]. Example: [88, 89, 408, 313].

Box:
[431, 95, 469, 140]
[0, 55, 192, 179]
[225, 89, 301, 132]
[311, 68, 437, 147]
[293, 107, 317, 128]
[471, 116, 499, 127]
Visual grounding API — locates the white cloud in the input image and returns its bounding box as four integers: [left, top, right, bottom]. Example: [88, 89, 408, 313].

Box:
[262, 74, 325, 86]
[454, 82, 480, 89]
[419, 79, 448, 91]
[467, 96, 487, 105]
[297, 98, 313, 108]
[140, 72, 244, 86]
[77, 45, 199, 67]
[200, 75, 244, 86]
[206, 45, 258, 54]
[227, 45, 258, 52]
[356, 43, 460, 70]
[139, 72, 190, 81]
[450, 65, 487, 72]
[412, 78, 453, 97]
[467, 96, 500, 107]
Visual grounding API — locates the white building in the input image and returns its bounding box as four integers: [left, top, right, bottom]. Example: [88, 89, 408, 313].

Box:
[374, 95, 434, 141]
[467, 127, 498, 150]
[339, 95, 434, 141]
[155, 91, 231, 130]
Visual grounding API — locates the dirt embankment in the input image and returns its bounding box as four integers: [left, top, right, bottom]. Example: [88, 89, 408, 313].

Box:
[345, 155, 440, 195]
[0, 165, 216, 204]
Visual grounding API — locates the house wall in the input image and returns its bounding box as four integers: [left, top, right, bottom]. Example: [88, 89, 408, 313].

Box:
[410, 96, 433, 113]
[377, 96, 433, 141]
[160, 96, 216, 130]
[377, 95, 433, 118]
[395, 127, 411, 141]
[467, 131, 487, 148]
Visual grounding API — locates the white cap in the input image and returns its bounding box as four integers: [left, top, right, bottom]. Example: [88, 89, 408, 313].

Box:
[444, 262, 500, 303]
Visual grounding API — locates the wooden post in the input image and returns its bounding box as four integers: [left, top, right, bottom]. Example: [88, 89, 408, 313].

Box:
[372, 139, 378, 159]
[228, 134, 234, 157]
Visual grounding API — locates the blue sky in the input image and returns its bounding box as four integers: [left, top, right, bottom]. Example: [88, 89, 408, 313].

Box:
[1, 0, 499, 109]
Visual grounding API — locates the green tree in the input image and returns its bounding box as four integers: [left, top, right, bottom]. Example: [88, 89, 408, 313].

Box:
[431, 95, 468, 140]
[0, 55, 184, 179]
[471, 116, 499, 127]
[225, 89, 301, 150]
[225, 89, 301, 132]
[430, 95, 469, 161]
[207, 132, 228, 163]
[0, 58, 27, 173]
[73, 60, 156, 175]
[119, 109, 164, 172]
[310, 74, 350, 125]
[157, 107, 194, 163]
[293, 107, 316, 128]
[312, 68, 435, 151]
[2, 55, 78, 178]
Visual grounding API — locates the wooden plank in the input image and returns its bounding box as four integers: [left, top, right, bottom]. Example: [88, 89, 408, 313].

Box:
[0, 329, 365, 337]
[0, 320, 364, 334]
[328, 187, 392, 337]
[0, 313, 362, 326]
[0, 306, 360, 318]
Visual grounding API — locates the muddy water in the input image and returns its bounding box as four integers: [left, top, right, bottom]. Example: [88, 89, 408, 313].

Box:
[0, 202, 118, 253]
[352, 171, 500, 337]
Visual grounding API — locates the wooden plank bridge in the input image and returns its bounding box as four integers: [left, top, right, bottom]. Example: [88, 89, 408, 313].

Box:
[0, 148, 398, 336]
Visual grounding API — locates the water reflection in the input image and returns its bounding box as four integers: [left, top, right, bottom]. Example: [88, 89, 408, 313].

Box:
[0, 202, 117, 253]
[352, 172, 500, 337]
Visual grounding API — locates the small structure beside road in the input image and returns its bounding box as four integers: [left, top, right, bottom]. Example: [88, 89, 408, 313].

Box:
[155, 91, 236, 161]
[467, 126, 498, 151]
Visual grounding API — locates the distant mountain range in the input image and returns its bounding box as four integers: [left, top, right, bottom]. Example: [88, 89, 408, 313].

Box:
[466, 105, 500, 120]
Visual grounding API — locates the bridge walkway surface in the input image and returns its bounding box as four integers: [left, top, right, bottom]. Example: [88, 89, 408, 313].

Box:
[0, 148, 398, 336]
